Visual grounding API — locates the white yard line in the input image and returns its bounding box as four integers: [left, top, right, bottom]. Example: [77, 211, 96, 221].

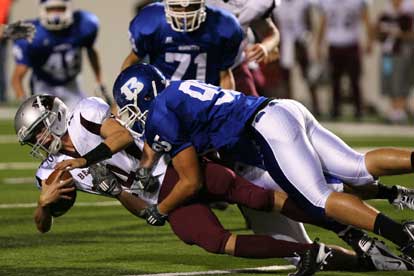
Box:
[0, 135, 18, 143]
[0, 200, 120, 209]
[0, 162, 38, 170]
[3, 177, 34, 184]
[125, 265, 295, 276]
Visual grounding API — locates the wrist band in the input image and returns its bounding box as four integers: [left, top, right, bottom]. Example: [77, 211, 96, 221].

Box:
[83, 142, 113, 166]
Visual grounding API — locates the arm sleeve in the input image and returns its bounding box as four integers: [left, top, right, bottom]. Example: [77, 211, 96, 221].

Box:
[81, 11, 100, 48]
[145, 111, 192, 157]
[219, 20, 244, 70]
[128, 15, 152, 57]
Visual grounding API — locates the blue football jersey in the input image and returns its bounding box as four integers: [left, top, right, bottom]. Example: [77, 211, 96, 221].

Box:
[13, 10, 99, 86]
[128, 3, 243, 85]
[144, 80, 268, 157]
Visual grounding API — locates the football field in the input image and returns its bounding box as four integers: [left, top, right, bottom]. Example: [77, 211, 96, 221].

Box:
[1, 118, 414, 276]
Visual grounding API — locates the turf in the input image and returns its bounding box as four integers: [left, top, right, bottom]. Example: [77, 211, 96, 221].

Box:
[1, 119, 414, 276]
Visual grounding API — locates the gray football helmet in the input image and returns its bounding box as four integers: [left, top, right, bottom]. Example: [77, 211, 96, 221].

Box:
[14, 95, 68, 159]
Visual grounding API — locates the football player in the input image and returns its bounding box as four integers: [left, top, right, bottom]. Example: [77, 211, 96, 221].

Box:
[206, 0, 280, 96]
[121, 0, 243, 90]
[272, 0, 320, 115]
[11, 0, 108, 110]
[107, 64, 414, 261]
[377, 0, 414, 124]
[14, 94, 414, 275]
[316, 0, 374, 120]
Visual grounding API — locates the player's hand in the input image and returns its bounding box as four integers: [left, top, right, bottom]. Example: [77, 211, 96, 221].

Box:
[39, 173, 75, 207]
[90, 163, 122, 196]
[135, 167, 160, 193]
[55, 158, 87, 171]
[245, 43, 268, 63]
[3, 21, 36, 41]
[142, 204, 168, 226]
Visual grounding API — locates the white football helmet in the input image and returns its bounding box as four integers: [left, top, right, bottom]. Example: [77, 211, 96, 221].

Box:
[39, 0, 74, 30]
[14, 95, 68, 159]
[165, 0, 206, 32]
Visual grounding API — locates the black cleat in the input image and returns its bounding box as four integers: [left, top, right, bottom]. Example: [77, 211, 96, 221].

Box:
[289, 240, 333, 276]
[401, 221, 414, 260]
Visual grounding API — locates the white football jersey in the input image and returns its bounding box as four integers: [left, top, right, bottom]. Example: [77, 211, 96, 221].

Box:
[317, 0, 369, 46]
[35, 97, 168, 205]
[206, 0, 275, 34]
[272, 0, 313, 42]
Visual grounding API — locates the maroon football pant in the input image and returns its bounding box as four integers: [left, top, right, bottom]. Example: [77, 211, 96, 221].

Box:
[158, 161, 315, 257]
[233, 62, 260, 97]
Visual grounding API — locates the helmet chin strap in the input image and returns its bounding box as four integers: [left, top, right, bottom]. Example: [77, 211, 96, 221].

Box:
[151, 81, 158, 97]
[49, 136, 62, 155]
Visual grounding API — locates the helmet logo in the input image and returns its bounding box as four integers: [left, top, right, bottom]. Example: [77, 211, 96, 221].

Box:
[120, 77, 144, 105]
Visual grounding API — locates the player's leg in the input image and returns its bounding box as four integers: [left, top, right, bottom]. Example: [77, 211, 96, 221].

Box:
[250, 100, 414, 257]
[167, 202, 318, 258]
[328, 46, 343, 119]
[346, 45, 362, 119]
[299, 98, 414, 210]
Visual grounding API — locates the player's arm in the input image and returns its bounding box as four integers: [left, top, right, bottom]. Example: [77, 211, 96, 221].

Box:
[0, 24, 4, 39]
[11, 64, 29, 101]
[219, 69, 235, 90]
[55, 118, 133, 170]
[158, 146, 203, 215]
[117, 191, 148, 218]
[248, 18, 280, 64]
[316, 11, 327, 60]
[86, 47, 103, 86]
[121, 51, 142, 71]
[34, 174, 74, 233]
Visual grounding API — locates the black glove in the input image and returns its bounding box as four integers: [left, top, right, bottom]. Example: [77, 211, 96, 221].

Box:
[90, 163, 122, 196]
[143, 204, 168, 226]
[135, 167, 160, 193]
[3, 21, 36, 41]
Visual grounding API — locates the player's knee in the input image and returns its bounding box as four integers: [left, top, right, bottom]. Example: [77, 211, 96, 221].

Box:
[195, 230, 231, 254]
[246, 187, 274, 211]
[204, 163, 237, 195]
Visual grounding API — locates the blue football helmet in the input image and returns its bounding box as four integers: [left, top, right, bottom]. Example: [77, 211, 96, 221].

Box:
[113, 63, 167, 136]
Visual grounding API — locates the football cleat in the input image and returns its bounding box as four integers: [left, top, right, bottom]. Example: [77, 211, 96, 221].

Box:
[391, 185, 414, 211]
[289, 239, 332, 276]
[401, 221, 414, 259]
[355, 235, 413, 270]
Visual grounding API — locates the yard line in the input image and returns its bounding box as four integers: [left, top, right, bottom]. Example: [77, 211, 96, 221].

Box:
[0, 162, 38, 170]
[3, 177, 34, 184]
[125, 265, 295, 276]
[0, 134, 17, 143]
[0, 201, 120, 209]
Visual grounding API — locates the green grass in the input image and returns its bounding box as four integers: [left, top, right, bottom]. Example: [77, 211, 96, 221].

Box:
[1, 119, 414, 275]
